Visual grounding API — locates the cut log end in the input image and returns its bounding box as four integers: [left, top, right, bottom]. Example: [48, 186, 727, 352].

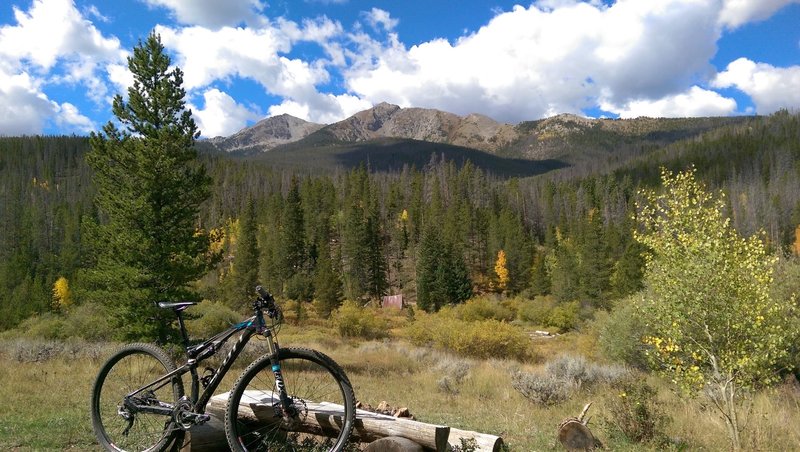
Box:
[558, 402, 598, 451]
[558, 419, 595, 451]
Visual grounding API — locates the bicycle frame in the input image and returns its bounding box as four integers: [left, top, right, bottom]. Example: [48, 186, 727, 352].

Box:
[122, 312, 281, 420]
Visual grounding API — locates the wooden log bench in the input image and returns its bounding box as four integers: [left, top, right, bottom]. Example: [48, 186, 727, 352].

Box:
[184, 391, 504, 452]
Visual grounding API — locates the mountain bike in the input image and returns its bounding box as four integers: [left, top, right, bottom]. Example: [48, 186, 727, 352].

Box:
[90, 286, 356, 452]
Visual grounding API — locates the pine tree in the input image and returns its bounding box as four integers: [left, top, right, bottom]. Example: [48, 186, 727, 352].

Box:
[280, 176, 306, 280]
[529, 248, 551, 296]
[83, 32, 217, 342]
[364, 201, 388, 299]
[416, 225, 472, 312]
[313, 238, 343, 318]
[230, 198, 259, 307]
[416, 225, 445, 312]
[577, 209, 610, 307]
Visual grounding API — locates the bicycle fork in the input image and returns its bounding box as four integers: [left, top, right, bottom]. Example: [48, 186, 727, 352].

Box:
[262, 331, 298, 419]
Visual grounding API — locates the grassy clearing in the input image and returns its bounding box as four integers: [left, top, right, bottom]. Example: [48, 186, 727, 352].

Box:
[1, 324, 799, 451]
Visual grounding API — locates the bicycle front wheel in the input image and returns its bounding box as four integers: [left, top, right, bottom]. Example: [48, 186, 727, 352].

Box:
[91, 343, 184, 452]
[225, 347, 356, 452]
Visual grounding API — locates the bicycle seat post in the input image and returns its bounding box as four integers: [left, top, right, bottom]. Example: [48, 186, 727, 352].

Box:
[174, 309, 191, 351]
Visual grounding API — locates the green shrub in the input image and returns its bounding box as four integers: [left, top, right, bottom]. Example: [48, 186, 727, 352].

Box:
[597, 298, 649, 369]
[185, 300, 241, 340]
[518, 296, 580, 332]
[332, 300, 389, 340]
[61, 302, 113, 340]
[547, 300, 580, 331]
[405, 313, 530, 361]
[453, 296, 516, 322]
[11, 313, 68, 340]
[518, 295, 556, 324]
[601, 377, 669, 445]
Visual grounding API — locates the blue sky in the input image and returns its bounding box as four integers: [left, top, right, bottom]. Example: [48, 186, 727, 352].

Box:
[0, 0, 798, 138]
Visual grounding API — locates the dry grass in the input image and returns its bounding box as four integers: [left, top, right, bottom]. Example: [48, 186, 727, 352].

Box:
[1, 329, 799, 451]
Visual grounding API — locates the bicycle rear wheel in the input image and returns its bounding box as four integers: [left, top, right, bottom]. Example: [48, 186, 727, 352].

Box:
[225, 347, 356, 452]
[91, 343, 184, 452]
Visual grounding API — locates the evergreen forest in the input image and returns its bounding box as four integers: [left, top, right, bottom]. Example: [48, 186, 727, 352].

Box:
[2, 110, 800, 332]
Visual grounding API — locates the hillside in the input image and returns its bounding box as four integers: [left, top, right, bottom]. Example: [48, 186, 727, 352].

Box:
[206, 103, 753, 174]
[207, 114, 324, 154]
[1, 111, 798, 332]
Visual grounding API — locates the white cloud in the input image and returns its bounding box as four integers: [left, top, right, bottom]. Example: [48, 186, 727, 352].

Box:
[156, 25, 318, 93]
[718, 0, 800, 29]
[605, 86, 738, 118]
[189, 88, 261, 137]
[157, 20, 368, 127]
[107, 63, 134, 99]
[268, 92, 371, 124]
[0, 0, 124, 134]
[713, 58, 800, 113]
[144, 0, 265, 29]
[55, 102, 95, 133]
[0, 71, 53, 135]
[344, 1, 724, 122]
[0, 0, 123, 71]
[363, 8, 399, 32]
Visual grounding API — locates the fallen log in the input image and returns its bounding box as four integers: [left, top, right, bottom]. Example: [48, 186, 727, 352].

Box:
[448, 427, 504, 452]
[203, 391, 449, 451]
[187, 391, 501, 452]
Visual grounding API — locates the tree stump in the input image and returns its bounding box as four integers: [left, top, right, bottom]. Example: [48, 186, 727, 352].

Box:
[557, 402, 600, 451]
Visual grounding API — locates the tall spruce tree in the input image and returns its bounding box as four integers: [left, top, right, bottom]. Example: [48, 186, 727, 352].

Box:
[416, 225, 472, 312]
[84, 32, 216, 342]
[230, 198, 260, 308]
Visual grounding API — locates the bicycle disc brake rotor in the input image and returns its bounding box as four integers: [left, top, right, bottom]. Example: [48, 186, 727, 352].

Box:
[275, 397, 308, 430]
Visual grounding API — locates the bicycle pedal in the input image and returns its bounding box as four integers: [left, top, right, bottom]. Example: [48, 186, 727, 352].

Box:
[193, 413, 211, 425]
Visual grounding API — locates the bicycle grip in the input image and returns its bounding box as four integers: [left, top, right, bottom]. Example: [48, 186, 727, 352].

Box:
[255, 285, 271, 300]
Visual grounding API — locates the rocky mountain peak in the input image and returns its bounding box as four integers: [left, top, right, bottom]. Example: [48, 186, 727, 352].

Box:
[208, 113, 323, 154]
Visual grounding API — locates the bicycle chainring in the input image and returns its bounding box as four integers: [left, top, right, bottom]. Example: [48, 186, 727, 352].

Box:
[172, 396, 195, 430]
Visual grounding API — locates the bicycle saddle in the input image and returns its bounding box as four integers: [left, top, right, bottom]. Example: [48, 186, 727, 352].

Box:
[156, 301, 197, 311]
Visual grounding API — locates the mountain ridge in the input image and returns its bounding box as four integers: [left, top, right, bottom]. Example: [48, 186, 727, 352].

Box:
[207, 103, 750, 161]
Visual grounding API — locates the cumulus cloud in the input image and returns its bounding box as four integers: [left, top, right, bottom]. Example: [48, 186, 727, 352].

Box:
[363, 8, 399, 31]
[0, 0, 124, 134]
[718, 0, 800, 29]
[605, 86, 738, 118]
[344, 1, 723, 122]
[2, 0, 799, 136]
[0, 72, 54, 135]
[713, 58, 800, 114]
[267, 92, 371, 124]
[189, 88, 262, 137]
[54, 102, 95, 133]
[156, 18, 370, 125]
[144, 0, 265, 29]
[0, 0, 123, 71]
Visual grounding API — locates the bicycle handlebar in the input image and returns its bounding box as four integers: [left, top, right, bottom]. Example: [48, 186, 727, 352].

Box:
[256, 285, 271, 301]
[254, 285, 281, 321]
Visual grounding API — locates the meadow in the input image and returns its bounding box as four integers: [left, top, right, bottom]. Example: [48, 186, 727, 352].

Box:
[1, 303, 799, 451]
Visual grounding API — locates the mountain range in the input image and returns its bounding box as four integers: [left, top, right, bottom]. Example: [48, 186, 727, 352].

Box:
[203, 102, 751, 176]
